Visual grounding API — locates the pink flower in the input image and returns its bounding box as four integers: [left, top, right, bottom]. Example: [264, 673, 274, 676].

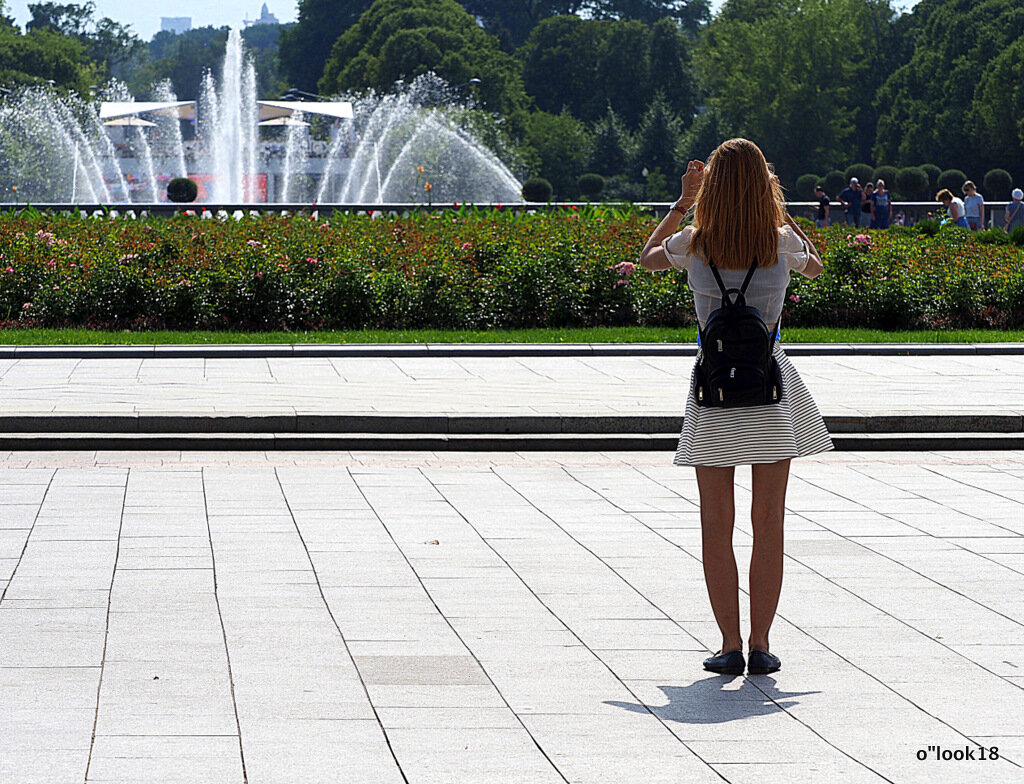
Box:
[52, 285, 60, 290]
[247, 239, 264, 248]
[306, 257, 319, 265]
[21, 302, 31, 310]
[46, 260, 56, 270]
[4, 267, 13, 274]
[788, 294, 801, 303]
[255, 271, 264, 279]
[461, 242, 473, 251]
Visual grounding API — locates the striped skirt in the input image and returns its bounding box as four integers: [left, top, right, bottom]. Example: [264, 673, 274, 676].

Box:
[674, 343, 833, 467]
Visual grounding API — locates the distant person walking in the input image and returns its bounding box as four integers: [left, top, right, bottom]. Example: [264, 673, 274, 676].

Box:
[1005, 188, 1024, 232]
[814, 185, 830, 228]
[838, 178, 862, 225]
[860, 182, 874, 228]
[962, 181, 985, 230]
[640, 139, 833, 677]
[870, 179, 891, 229]
[937, 188, 969, 228]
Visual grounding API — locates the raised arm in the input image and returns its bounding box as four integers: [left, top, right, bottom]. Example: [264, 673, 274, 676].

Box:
[783, 213, 824, 278]
[640, 160, 704, 271]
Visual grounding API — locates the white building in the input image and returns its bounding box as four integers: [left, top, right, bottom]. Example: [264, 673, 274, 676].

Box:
[244, 4, 279, 27]
[160, 17, 192, 34]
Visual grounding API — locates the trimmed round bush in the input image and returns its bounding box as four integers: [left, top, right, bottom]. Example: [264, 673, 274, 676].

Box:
[984, 168, 1013, 201]
[896, 167, 929, 200]
[577, 173, 605, 199]
[823, 170, 846, 198]
[872, 165, 898, 189]
[844, 163, 874, 187]
[167, 177, 198, 203]
[522, 177, 553, 203]
[795, 174, 819, 201]
[937, 169, 967, 196]
[921, 164, 941, 193]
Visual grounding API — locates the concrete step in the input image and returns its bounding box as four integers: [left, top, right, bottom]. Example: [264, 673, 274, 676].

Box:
[3, 432, 1024, 452]
[1, 414, 1021, 435]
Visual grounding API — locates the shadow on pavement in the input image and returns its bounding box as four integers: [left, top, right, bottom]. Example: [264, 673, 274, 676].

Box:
[605, 676, 820, 724]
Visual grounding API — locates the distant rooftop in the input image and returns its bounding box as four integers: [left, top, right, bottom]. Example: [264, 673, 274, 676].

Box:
[244, 3, 279, 27]
[161, 17, 192, 35]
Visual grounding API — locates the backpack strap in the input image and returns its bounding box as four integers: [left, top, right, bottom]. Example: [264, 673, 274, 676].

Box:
[708, 258, 759, 306]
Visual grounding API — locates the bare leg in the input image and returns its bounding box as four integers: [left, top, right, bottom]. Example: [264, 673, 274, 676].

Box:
[748, 459, 790, 652]
[695, 465, 742, 653]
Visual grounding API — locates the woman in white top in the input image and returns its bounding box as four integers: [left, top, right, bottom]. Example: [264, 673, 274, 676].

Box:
[962, 181, 985, 230]
[639, 138, 832, 676]
[937, 188, 969, 228]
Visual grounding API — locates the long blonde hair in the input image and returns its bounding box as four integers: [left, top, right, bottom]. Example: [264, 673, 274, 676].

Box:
[690, 138, 784, 269]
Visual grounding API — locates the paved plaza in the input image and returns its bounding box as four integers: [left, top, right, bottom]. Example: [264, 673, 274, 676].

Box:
[2, 448, 1023, 783]
[3, 350, 1024, 420]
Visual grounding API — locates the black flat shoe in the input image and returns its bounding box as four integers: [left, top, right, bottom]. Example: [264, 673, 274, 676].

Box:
[703, 649, 745, 675]
[747, 649, 781, 674]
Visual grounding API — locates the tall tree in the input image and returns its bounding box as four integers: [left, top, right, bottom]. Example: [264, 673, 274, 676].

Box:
[587, 106, 634, 177]
[319, 0, 529, 118]
[698, 0, 898, 185]
[874, 0, 1024, 180]
[633, 91, 681, 180]
[0, 24, 94, 91]
[26, 1, 143, 81]
[518, 15, 695, 127]
[26, 2, 94, 36]
[278, 0, 375, 94]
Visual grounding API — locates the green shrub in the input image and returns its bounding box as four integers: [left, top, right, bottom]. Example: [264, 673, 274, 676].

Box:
[938, 169, 967, 195]
[577, 173, 605, 198]
[522, 177, 553, 203]
[795, 174, 819, 200]
[166, 177, 198, 203]
[873, 165, 898, 190]
[4, 210, 1024, 332]
[844, 164, 874, 187]
[984, 169, 1013, 201]
[896, 167, 929, 200]
[920, 164, 941, 193]
[1010, 225, 1024, 246]
[976, 227, 1010, 245]
[823, 170, 846, 198]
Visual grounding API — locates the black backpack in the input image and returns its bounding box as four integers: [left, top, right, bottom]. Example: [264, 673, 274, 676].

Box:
[693, 258, 783, 408]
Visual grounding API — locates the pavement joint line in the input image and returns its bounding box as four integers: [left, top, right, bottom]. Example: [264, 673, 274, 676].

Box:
[2, 342, 1023, 359]
[628, 464, 1023, 770]
[424, 466, 724, 777]
[349, 466, 571, 784]
[559, 465, 901, 781]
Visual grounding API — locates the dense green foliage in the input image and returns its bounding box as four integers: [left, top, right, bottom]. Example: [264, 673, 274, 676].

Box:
[874, 0, 1024, 181]
[2, 212, 1023, 332]
[319, 0, 528, 119]
[2, 0, 1021, 202]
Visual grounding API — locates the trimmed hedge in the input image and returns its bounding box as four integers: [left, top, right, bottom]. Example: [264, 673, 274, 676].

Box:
[2, 209, 1024, 331]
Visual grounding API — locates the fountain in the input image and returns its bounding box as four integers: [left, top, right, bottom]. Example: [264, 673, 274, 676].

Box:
[0, 31, 521, 205]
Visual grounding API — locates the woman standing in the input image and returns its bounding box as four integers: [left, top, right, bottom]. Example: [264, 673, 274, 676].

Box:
[639, 139, 833, 676]
[870, 179, 891, 229]
[1005, 188, 1024, 232]
[962, 181, 985, 230]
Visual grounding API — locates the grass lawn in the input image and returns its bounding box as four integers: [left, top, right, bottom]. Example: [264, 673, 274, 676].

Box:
[0, 327, 1022, 345]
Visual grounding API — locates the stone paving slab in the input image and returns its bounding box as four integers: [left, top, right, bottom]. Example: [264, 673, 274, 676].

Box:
[1, 449, 1023, 783]
[4, 354, 1024, 442]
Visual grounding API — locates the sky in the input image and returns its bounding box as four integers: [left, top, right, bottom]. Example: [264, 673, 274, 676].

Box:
[8, 1, 300, 40]
[8, 0, 922, 42]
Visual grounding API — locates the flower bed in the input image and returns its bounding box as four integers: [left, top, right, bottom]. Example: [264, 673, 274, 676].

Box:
[1, 209, 1022, 331]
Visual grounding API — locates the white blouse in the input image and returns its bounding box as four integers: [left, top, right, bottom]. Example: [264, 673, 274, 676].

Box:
[662, 224, 811, 328]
